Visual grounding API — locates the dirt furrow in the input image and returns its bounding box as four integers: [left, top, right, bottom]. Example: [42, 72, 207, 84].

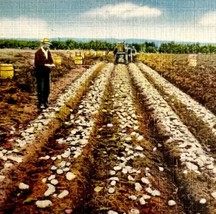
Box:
[137, 62, 216, 150]
[1, 61, 216, 214]
[0, 62, 106, 212]
[0, 63, 103, 176]
[129, 63, 216, 214]
[82, 64, 185, 214]
[1, 63, 113, 213]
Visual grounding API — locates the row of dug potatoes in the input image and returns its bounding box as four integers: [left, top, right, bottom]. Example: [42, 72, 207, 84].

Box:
[0, 50, 114, 79]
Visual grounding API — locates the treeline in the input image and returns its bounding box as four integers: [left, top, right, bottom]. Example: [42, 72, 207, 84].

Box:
[0, 39, 40, 49]
[0, 39, 115, 51]
[136, 41, 216, 53]
[158, 41, 216, 54]
[0, 39, 216, 54]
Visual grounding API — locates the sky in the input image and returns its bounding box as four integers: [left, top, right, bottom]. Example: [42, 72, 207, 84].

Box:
[1, 0, 216, 43]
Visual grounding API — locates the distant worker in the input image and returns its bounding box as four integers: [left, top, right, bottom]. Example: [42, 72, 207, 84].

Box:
[34, 38, 55, 109]
[129, 46, 137, 62]
[127, 47, 132, 62]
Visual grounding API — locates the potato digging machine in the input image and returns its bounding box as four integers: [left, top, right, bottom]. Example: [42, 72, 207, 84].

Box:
[114, 43, 136, 64]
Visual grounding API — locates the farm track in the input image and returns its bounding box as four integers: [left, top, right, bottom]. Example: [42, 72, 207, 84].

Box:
[0, 62, 216, 214]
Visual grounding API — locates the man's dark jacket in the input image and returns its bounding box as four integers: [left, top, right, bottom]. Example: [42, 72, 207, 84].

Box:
[34, 48, 53, 76]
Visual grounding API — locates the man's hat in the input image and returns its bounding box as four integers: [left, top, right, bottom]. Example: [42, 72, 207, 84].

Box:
[41, 38, 52, 45]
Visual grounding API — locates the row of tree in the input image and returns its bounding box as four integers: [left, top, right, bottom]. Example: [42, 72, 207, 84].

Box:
[0, 39, 216, 54]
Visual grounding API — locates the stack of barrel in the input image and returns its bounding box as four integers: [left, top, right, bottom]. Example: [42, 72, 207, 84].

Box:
[52, 56, 62, 66]
[0, 64, 14, 79]
[74, 51, 83, 65]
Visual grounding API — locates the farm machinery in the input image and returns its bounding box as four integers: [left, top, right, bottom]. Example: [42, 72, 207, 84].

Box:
[114, 42, 137, 64]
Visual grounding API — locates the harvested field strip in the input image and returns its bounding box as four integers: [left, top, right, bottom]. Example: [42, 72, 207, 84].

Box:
[0, 62, 104, 172]
[85, 64, 185, 214]
[0, 65, 85, 143]
[0, 63, 105, 205]
[1, 63, 114, 213]
[137, 62, 216, 150]
[1, 60, 216, 214]
[129, 63, 216, 214]
[136, 54, 216, 114]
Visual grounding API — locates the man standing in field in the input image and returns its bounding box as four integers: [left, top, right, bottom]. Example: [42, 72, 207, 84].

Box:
[34, 38, 55, 109]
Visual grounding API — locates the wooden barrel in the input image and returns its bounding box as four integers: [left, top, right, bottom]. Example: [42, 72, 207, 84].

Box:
[90, 50, 96, 57]
[70, 51, 76, 59]
[74, 56, 83, 65]
[75, 51, 84, 58]
[188, 59, 197, 67]
[84, 50, 91, 57]
[96, 50, 106, 57]
[188, 54, 197, 67]
[0, 64, 14, 79]
[108, 51, 114, 56]
[52, 56, 62, 66]
[75, 51, 81, 56]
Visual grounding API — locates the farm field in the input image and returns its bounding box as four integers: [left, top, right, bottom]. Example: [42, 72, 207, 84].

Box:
[136, 53, 216, 114]
[0, 50, 216, 214]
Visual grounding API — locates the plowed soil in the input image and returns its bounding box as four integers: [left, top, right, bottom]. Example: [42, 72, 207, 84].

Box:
[0, 51, 216, 214]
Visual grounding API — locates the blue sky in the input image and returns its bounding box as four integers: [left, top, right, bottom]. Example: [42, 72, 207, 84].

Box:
[1, 0, 216, 43]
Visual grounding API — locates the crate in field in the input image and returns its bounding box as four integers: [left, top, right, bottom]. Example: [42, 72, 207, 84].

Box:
[84, 50, 96, 57]
[90, 50, 96, 57]
[52, 56, 62, 66]
[96, 50, 106, 57]
[70, 50, 76, 59]
[74, 51, 84, 65]
[108, 51, 114, 56]
[84, 50, 91, 57]
[188, 54, 197, 66]
[189, 59, 197, 67]
[0, 64, 14, 79]
[70, 50, 84, 59]
[79, 51, 85, 58]
[74, 56, 83, 65]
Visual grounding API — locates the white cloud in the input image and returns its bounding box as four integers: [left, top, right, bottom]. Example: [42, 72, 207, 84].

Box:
[0, 16, 51, 39]
[199, 11, 216, 26]
[82, 3, 162, 20]
[0, 15, 216, 44]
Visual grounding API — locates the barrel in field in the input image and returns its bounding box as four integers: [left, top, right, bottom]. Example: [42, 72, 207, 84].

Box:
[0, 64, 14, 79]
[84, 50, 91, 57]
[96, 50, 106, 57]
[52, 56, 62, 66]
[70, 51, 76, 59]
[188, 54, 197, 67]
[75, 51, 85, 58]
[74, 56, 83, 65]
